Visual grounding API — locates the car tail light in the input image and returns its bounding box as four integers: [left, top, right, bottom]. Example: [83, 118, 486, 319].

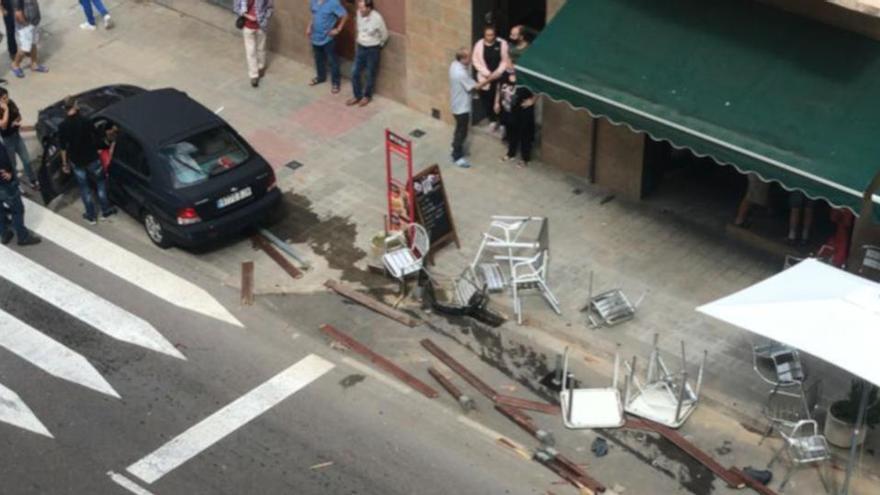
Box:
[177, 207, 202, 225]
[267, 168, 277, 191]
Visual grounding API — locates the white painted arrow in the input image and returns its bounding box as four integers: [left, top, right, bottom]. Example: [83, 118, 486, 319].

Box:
[0, 309, 120, 398]
[0, 382, 53, 438]
[0, 245, 185, 360]
[23, 198, 243, 328]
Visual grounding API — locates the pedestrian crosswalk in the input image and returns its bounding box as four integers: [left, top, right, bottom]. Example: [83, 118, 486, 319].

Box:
[0, 203, 243, 440]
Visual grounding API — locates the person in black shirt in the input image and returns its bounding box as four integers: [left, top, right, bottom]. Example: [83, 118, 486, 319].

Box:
[0, 138, 39, 245]
[1, 0, 17, 59]
[496, 70, 536, 166]
[0, 88, 36, 188]
[58, 96, 116, 224]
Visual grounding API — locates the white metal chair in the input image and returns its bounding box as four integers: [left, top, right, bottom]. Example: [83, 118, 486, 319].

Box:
[559, 347, 624, 429]
[510, 249, 561, 325]
[470, 216, 543, 291]
[767, 419, 832, 493]
[752, 342, 806, 389]
[623, 335, 707, 429]
[382, 223, 430, 303]
[859, 245, 880, 279]
[759, 380, 821, 445]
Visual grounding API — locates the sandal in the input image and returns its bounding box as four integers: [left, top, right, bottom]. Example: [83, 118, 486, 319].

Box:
[331, 84, 340, 94]
[11, 67, 24, 78]
[308, 77, 324, 86]
[32, 65, 48, 73]
[500, 155, 511, 162]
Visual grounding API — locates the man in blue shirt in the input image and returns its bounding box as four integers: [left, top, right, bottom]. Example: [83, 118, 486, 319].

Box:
[307, 0, 347, 94]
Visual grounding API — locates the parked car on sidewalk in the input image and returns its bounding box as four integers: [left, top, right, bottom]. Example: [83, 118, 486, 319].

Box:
[36, 85, 281, 248]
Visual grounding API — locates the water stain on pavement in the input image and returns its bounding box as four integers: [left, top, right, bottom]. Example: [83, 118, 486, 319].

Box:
[270, 192, 384, 286]
[339, 374, 366, 389]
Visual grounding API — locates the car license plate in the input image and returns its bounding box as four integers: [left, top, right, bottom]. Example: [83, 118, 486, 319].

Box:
[216, 187, 252, 208]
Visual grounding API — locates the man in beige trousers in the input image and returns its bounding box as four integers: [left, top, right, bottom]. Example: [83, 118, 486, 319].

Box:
[234, 0, 274, 88]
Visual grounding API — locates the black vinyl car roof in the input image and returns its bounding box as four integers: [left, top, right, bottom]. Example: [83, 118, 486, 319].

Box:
[98, 88, 221, 148]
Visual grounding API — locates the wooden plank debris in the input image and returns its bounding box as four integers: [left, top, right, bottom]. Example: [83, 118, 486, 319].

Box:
[420, 339, 498, 400]
[320, 324, 437, 398]
[495, 394, 560, 415]
[324, 280, 416, 327]
[428, 367, 475, 411]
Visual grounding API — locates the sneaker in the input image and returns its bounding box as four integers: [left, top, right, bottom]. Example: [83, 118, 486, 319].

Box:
[454, 158, 471, 168]
[101, 207, 118, 218]
[11, 67, 24, 78]
[80, 22, 97, 31]
[250, 78, 259, 88]
[17, 233, 41, 246]
[103, 15, 113, 29]
[83, 214, 97, 225]
[1, 230, 12, 245]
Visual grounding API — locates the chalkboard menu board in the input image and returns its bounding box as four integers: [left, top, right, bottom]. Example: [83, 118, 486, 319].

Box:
[413, 165, 460, 257]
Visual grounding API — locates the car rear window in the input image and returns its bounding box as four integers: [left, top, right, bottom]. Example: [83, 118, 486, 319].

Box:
[159, 127, 250, 189]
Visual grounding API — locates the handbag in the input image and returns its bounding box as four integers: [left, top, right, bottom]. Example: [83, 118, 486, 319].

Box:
[235, 16, 246, 30]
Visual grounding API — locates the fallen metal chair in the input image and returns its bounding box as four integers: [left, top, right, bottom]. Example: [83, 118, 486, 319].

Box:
[767, 419, 832, 493]
[623, 335, 707, 429]
[382, 223, 430, 304]
[510, 249, 561, 325]
[583, 272, 641, 327]
[470, 216, 544, 292]
[753, 342, 806, 390]
[559, 347, 624, 429]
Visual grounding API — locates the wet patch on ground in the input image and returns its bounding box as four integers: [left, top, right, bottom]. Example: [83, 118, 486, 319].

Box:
[269, 192, 386, 286]
[339, 374, 366, 389]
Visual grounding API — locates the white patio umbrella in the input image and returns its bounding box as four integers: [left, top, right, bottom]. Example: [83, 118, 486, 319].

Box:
[697, 258, 880, 494]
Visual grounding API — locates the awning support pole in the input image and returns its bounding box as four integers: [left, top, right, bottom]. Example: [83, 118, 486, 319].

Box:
[842, 379, 871, 495]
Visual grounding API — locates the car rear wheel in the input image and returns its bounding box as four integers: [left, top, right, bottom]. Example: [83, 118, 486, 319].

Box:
[143, 211, 172, 249]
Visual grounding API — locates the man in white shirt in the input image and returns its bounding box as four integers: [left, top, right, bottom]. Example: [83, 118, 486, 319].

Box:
[347, 0, 388, 107]
[448, 48, 490, 168]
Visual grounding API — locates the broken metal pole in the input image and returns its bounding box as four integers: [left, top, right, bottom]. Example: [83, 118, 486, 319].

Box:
[252, 234, 303, 279]
[258, 228, 311, 269]
[420, 339, 498, 400]
[240, 261, 254, 306]
[428, 367, 475, 412]
[320, 324, 438, 399]
[495, 394, 560, 415]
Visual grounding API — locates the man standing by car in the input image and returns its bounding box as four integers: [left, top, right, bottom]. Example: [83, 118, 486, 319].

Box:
[346, 0, 387, 108]
[0, 139, 39, 245]
[0, 88, 37, 189]
[11, 0, 48, 79]
[307, 0, 347, 94]
[58, 97, 116, 225]
[234, 0, 273, 88]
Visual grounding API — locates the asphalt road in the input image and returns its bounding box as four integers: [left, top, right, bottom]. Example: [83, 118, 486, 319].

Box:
[0, 206, 555, 495]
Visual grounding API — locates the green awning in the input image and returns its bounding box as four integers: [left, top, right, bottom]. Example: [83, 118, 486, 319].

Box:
[517, 0, 880, 212]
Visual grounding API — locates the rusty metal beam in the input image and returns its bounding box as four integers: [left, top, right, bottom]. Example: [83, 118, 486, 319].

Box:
[320, 324, 438, 398]
[495, 394, 560, 415]
[325, 280, 416, 327]
[428, 367, 475, 411]
[252, 235, 303, 279]
[420, 339, 498, 400]
[495, 405, 555, 446]
[240, 261, 254, 306]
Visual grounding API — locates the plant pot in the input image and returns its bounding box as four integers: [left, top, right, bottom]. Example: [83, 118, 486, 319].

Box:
[825, 401, 868, 448]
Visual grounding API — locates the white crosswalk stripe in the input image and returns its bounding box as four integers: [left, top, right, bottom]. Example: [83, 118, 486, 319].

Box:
[23, 198, 243, 328]
[0, 245, 186, 360]
[0, 381, 53, 438]
[0, 309, 121, 398]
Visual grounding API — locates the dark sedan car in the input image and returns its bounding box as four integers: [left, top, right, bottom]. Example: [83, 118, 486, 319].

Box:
[37, 86, 281, 248]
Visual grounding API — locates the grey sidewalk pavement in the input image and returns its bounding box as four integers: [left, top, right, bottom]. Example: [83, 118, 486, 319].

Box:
[7, 1, 879, 493]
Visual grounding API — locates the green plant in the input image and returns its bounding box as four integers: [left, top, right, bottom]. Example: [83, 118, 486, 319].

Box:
[830, 380, 880, 428]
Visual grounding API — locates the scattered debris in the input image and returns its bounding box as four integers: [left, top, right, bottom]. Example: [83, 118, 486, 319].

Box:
[730, 467, 778, 495]
[496, 437, 532, 461]
[420, 339, 498, 400]
[320, 324, 438, 398]
[339, 374, 366, 389]
[535, 446, 606, 494]
[495, 405, 555, 446]
[285, 160, 304, 171]
[259, 228, 310, 269]
[325, 279, 417, 327]
[240, 261, 254, 306]
[252, 234, 303, 279]
[591, 437, 608, 457]
[409, 129, 426, 138]
[495, 394, 560, 415]
[309, 461, 334, 470]
[428, 367, 475, 412]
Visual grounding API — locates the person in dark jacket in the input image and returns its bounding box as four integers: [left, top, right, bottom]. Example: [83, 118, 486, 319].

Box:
[58, 96, 116, 225]
[1, 0, 17, 59]
[0, 138, 39, 245]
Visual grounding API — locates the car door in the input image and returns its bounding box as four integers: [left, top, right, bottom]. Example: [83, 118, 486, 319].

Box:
[107, 130, 151, 217]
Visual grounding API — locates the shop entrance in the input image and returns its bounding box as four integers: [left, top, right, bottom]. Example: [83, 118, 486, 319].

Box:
[471, 0, 547, 123]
